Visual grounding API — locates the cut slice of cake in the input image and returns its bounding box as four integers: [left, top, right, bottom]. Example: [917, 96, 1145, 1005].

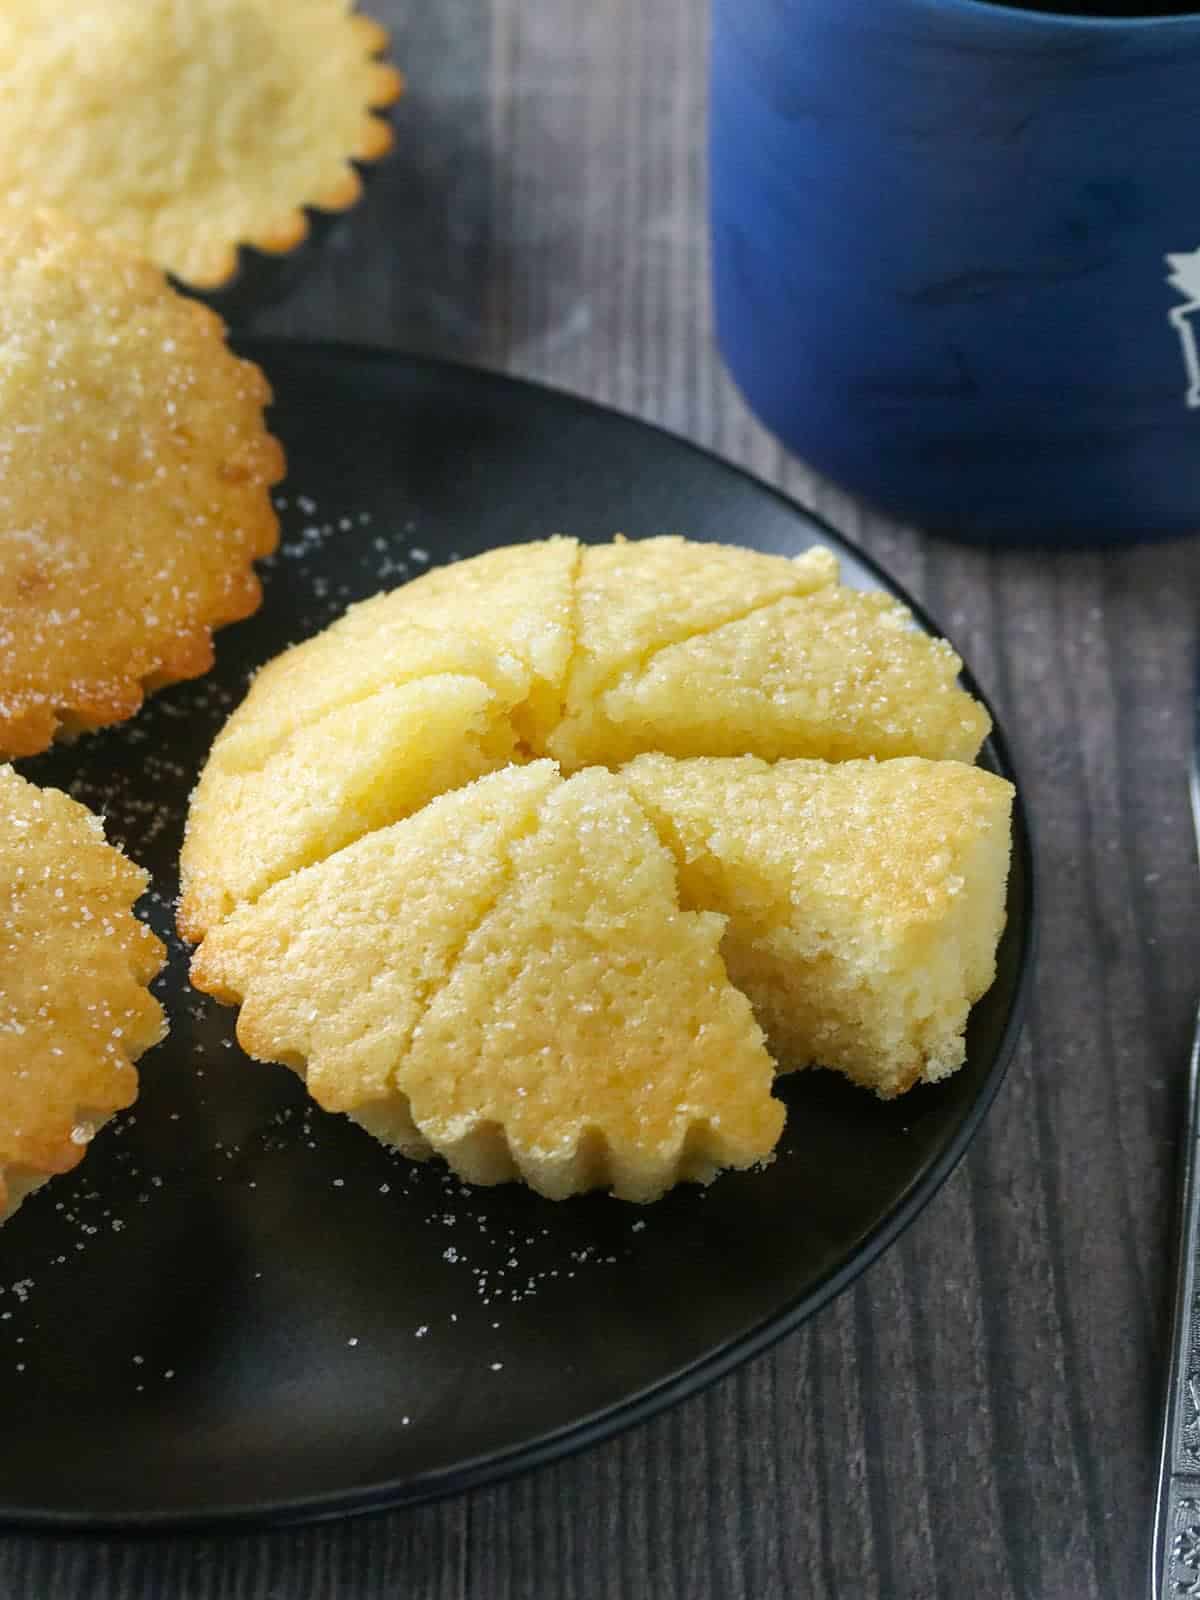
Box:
[624, 754, 1013, 1097]
[209, 535, 578, 775]
[178, 675, 520, 938]
[570, 585, 990, 770]
[397, 766, 782, 1201]
[367, 536, 581, 745]
[546, 537, 837, 769]
[191, 761, 564, 1144]
[179, 539, 579, 939]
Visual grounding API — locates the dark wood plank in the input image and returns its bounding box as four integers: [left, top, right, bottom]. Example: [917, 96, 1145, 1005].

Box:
[3, 0, 1197, 1596]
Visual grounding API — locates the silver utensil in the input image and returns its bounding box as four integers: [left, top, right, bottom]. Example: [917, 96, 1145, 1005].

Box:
[1150, 663, 1200, 1599]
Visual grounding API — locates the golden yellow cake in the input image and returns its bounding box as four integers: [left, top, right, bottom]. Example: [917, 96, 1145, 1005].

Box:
[0, 766, 166, 1222]
[0, 207, 284, 759]
[545, 544, 987, 770]
[179, 537, 988, 940]
[0, 0, 403, 289]
[183, 535, 1010, 1201]
[624, 755, 1013, 1097]
[192, 764, 782, 1203]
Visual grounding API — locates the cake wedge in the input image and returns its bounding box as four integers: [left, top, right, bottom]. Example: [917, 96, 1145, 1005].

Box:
[624, 753, 1013, 1097]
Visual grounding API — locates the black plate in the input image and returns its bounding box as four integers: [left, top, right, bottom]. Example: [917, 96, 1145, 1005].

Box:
[4, 341, 1034, 1532]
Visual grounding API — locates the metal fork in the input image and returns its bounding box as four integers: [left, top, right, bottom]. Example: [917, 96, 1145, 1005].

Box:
[1149, 663, 1200, 1599]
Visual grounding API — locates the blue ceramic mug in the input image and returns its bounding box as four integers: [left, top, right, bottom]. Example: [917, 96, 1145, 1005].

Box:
[710, 0, 1200, 543]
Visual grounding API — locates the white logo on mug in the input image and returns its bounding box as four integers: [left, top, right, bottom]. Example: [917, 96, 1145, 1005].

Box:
[1166, 251, 1200, 408]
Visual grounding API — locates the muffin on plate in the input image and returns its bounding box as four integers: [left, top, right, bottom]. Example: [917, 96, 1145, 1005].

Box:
[0, 767, 166, 1223]
[0, 0, 403, 290]
[0, 206, 284, 759]
[182, 536, 1012, 1202]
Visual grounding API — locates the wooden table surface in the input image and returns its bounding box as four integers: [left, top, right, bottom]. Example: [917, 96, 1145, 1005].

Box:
[5, 3, 1200, 1596]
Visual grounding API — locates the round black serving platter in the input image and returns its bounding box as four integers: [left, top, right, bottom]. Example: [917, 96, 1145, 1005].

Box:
[3, 342, 1034, 1532]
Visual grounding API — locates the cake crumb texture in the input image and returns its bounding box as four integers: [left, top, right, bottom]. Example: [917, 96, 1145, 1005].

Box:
[625, 754, 1013, 1097]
